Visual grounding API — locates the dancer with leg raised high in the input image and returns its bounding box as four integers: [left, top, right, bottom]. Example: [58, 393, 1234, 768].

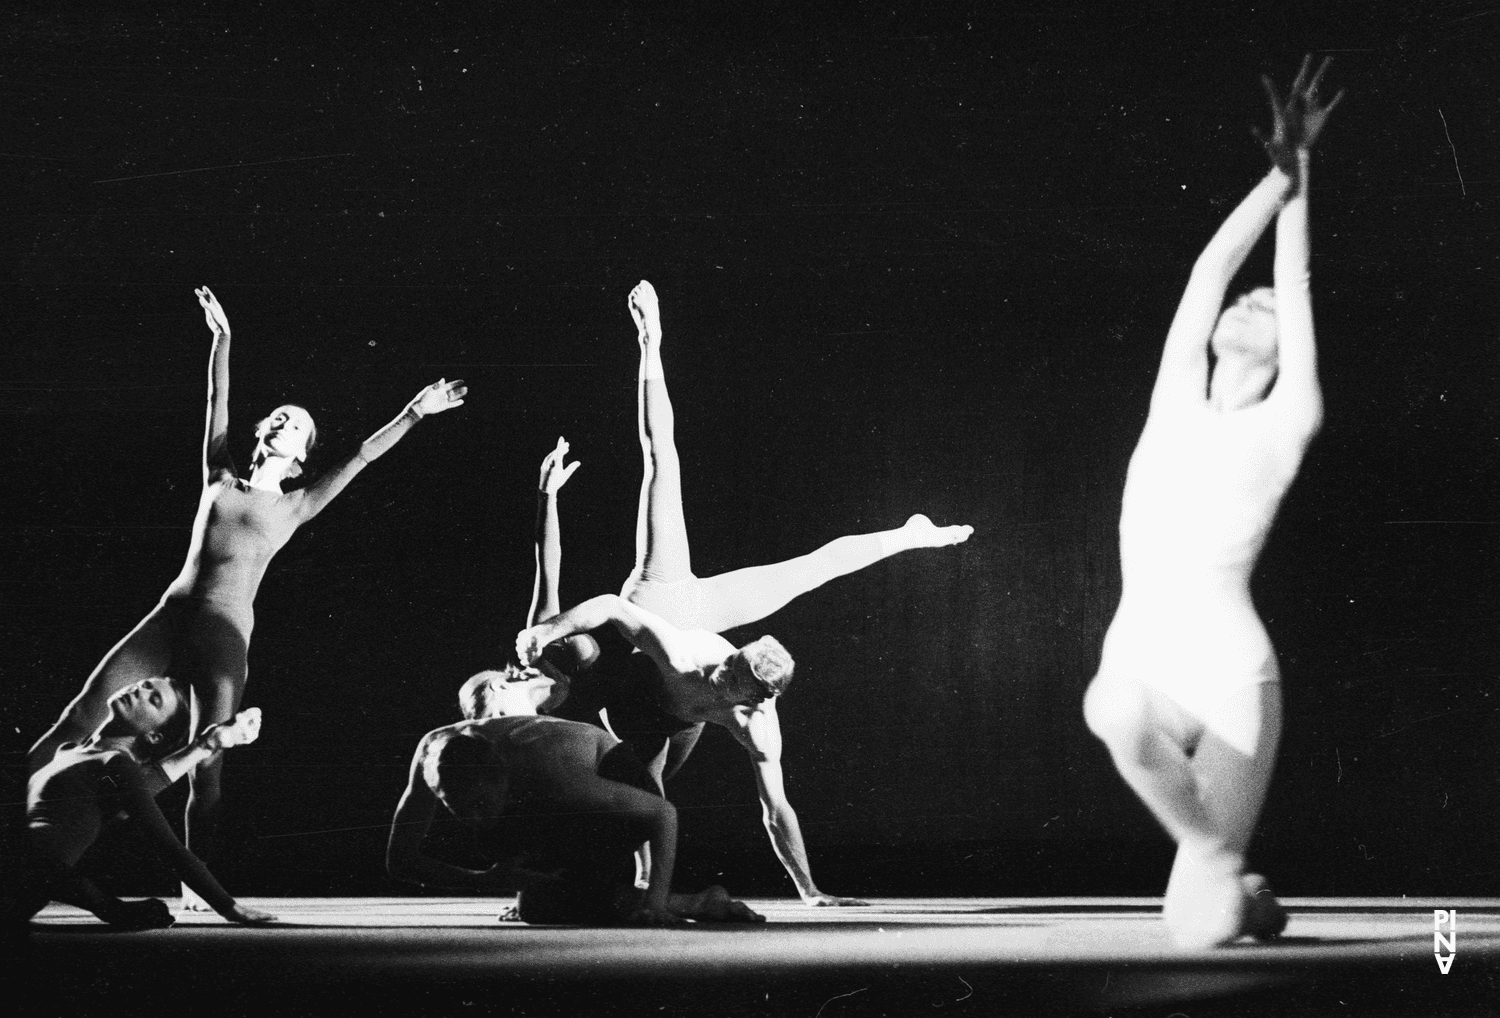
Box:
[27, 286, 467, 907]
[518, 280, 972, 906]
[1083, 58, 1341, 948]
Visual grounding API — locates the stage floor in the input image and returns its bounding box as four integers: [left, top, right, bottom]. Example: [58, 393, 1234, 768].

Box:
[18, 896, 1499, 1016]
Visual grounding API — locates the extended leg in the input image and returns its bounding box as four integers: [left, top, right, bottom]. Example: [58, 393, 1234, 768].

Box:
[180, 631, 247, 911]
[28, 604, 176, 775]
[624, 281, 694, 586]
[676, 514, 974, 632]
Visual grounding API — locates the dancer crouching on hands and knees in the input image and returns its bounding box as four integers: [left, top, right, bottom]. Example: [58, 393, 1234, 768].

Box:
[27, 286, 466, 911]
[1084, 58, 1341, 948]
[11, 686, 271, 929]
[387, 666, 762, 925]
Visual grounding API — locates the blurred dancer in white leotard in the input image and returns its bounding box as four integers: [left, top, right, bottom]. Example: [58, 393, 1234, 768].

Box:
[1084, 58, 1342, 948]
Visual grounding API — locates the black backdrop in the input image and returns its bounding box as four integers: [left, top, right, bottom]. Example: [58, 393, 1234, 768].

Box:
[3, 3, 1496, 899]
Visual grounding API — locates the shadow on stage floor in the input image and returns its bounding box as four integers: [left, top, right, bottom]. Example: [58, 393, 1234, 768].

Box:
[13, 897, 1498, 1016]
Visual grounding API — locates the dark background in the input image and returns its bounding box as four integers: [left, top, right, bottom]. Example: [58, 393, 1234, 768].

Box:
[3, 3, 1496, 900]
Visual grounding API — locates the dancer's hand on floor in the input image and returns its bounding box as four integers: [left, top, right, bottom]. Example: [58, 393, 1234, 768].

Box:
[539, 436, 581, 494]
[805, 893, 870, 907]
[226, 903, 277, 925]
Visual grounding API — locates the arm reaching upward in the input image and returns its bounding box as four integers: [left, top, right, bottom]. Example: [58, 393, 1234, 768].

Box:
[1267, 149, 1322, 431]
[196, 286, 235, 482]
[526, 438, 598, 675]
[297, 377, 468, 520]
[1263, 57, 1341, 430]
[1152, 170, 1294, 412]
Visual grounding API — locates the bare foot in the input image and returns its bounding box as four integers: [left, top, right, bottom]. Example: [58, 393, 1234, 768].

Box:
[1241, 873, 1287, 941]
[675, 885, 764, 923]
[179, 885, 215, 914]
[629, 280, 662, 345]
[901, 513, 974, 549]
[1162, 847, 1247, 949]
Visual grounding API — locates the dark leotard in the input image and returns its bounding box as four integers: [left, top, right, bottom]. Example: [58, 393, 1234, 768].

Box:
[551, 631, 703, 779]
[473, 715, 659, 924]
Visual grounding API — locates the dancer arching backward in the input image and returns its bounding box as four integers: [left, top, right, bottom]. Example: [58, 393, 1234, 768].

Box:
[523, 281, 971, 906]
[11, 687, 269, 929]
[26, 286, 467, 905]
[1083, 58, 1341, 949]
[387, 665, 763, 926]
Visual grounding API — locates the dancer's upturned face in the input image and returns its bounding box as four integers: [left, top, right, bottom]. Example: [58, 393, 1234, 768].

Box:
[254, 405, 315, 462]
[108, 678, 182, 737]
[1209, 288, 1279, 410]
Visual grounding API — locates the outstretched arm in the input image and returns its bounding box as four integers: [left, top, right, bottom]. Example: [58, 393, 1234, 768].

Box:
[197, 286, 236, 482]
[297, 378, 467, 520]
[385, 736, 516, 892]
[1266, 149, 1322, 431]
[527, 438, 599, 671]
[731, 701, 868, 907]
[529, 441, 568, 626]
[527, 438, 599, 674]
[112, 757, 274, 924]
[1152, 169, 1294, 411]
[1262, 57, 1341, 430]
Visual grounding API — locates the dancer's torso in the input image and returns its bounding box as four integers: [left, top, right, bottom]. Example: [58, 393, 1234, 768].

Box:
[26, 746, 133, 867]
[1103, 404, 1304, 676]
[163, 477, 306, 629]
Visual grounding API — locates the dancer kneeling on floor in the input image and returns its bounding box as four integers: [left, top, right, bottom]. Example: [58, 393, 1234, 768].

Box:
[10, 682, 271, 929]
[387, 665, 762, 925]
[1084, 58, 1341, 949]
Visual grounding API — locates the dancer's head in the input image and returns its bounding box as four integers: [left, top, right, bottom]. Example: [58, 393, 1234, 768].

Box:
[1209, 287, 1279, 410]
[253, 405, 317, 477]
[712, 636, 794, 707]
[458, 664, 558, 720]
[423, 729, 508, 829]
[102, 677, 191, 761]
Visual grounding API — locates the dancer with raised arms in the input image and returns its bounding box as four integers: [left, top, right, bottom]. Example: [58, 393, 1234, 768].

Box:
[1083, 58, 1341, 948]
[517, 280, 973, 907]
[27, 286, 467, 908]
